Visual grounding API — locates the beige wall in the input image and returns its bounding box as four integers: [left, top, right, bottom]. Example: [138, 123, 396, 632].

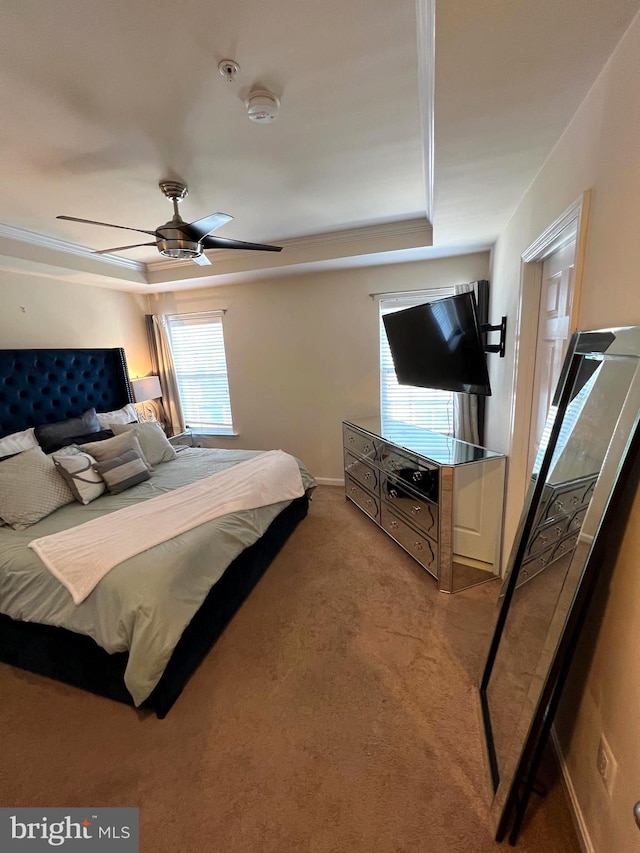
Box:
[488, 11, 640, 851]
[0, 269, 150, 374]
[149, 252, 490, 481]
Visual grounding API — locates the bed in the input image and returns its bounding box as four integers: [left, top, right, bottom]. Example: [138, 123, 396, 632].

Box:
[0, 347, 314, 717]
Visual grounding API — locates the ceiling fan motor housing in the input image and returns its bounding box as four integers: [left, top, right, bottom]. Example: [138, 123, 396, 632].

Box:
[156, 223, 202, 259]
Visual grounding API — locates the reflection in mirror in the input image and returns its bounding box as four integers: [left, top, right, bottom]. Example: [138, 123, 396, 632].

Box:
[479, 326, 640, 844]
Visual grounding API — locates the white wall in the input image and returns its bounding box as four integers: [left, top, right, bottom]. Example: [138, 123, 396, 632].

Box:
[0, 269, 150, 374]
[149, 252, 490, 481]
[488, 11, 640, 851]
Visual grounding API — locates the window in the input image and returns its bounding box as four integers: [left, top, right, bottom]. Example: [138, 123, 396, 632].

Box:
[166, 311, 235, 434]
[379, 290, 455, 438]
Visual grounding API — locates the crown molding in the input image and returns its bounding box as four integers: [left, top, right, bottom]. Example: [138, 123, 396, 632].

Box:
[147, 218, 433, 275]
[0, 222, 146, 273]
[416, 0, 435, 226]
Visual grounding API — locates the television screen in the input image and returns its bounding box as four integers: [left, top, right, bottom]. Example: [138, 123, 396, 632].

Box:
[382, 292, 492, 396]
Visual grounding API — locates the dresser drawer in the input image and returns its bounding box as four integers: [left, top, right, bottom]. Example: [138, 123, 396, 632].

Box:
[381, 505, 438, 577]
[344, 450, 379, 493]
[345, 475, 380, 521]
[525, 517, 568, 559]
[343, 424, 379, 462]
[518, 544, 557, 586]
[539, 474, 598, 524]
[380, 472, 438, 539]
[552, 531, 579, 561]
[380, 444, 439, 503]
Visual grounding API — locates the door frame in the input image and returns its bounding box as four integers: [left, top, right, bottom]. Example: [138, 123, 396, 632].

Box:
[507, 190, 591, 519]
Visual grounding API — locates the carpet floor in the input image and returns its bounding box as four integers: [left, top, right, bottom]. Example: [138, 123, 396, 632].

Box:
[0, 485, 579, 852]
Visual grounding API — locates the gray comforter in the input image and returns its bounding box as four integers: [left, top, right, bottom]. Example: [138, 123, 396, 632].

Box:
[0, 448, 315, 705]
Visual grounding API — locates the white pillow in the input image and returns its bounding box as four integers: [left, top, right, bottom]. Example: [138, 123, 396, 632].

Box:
[0, 427, 38, 458]
[96, 403, 139, 429]
[110, 421, 177, 466]
[52, 447, 106, 505]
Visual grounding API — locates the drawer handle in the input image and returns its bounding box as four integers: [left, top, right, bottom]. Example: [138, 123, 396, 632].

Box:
[414, 541, 423, 552]
[539, 534, 547, 544]
[363, 443, 371, 453]
[390, 520, 398, 529]
[411, 505, 421, 515]
[366, 499, 373, 507]
[412, 471, 422, 482]
[554, 526, 563, 537]
[349, 436, 355, 443]
[364, 471, 371, 481]
[554, 500, 564, 512]
[571, 495, 579, 505]
[389, 488, 398, 499]
[351, 487, 357, 494]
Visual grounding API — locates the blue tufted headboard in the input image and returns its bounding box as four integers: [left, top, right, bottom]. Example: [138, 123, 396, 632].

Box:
[0, 348, 133, 439]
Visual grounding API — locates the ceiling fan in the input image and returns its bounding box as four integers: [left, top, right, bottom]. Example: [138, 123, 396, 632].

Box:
[57, 180, 282, 265]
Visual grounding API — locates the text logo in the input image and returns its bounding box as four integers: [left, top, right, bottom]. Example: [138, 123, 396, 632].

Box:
[0, 808, 138, 851]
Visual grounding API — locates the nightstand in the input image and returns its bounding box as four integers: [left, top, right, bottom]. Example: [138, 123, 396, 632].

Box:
[168, 428, 195, 447]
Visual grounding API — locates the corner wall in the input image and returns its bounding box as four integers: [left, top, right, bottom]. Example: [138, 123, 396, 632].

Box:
[487, 11, 640, 851]
[0, 269, 150, 374]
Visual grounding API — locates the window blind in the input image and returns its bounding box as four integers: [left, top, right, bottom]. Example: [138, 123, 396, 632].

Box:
[379, 289, 456, 438]
[167, 311, 234, 434]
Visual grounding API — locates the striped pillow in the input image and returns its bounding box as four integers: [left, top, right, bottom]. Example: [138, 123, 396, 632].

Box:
[94, 448, 151, 495]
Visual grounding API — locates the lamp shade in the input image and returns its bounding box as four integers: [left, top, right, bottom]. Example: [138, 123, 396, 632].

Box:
[130, 376, 162, 402]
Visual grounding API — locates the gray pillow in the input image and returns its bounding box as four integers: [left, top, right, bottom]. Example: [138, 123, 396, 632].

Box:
[0, 446, 74, 529]
[94, 448, 151, 494]
[34, 408, 101, 454]
[110, 421, 177, 466]
[80, 431, 153, 472]
[53, 447, 106, 505]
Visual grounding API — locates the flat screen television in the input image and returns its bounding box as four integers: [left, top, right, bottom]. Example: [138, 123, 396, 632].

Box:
[382, 292, 492, 396]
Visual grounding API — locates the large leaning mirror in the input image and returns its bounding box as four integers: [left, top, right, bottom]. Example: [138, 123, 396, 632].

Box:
[479, 325, 640, 844]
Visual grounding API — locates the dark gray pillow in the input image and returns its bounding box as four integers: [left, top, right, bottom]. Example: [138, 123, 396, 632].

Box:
[34, 409, 101, 454]
[94, 448, 151, 494]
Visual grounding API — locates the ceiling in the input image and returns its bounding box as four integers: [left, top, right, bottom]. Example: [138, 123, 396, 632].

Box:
[0, 0, 638, 292]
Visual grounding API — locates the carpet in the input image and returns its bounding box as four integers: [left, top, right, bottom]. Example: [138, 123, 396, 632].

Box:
[0, 486, 579, 852]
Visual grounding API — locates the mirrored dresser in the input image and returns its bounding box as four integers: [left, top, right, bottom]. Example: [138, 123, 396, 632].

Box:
[343, 417, 506, 592]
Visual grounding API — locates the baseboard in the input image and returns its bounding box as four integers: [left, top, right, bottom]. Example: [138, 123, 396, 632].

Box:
[550, 725, 595, 853]
[314, 477, 344, 487]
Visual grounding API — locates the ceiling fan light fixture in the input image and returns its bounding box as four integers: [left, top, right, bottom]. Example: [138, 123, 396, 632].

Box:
[161, 247, 201, 260]
[245, 90, 280, 123]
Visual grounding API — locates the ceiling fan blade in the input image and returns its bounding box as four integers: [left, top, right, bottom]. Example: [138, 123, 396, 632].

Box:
[92, 242, 157, 255]
[201, 235, 282, 253]
[57, 215, 157, 237]
[192, 253, 212, 266]
[185, 212, 233, 240]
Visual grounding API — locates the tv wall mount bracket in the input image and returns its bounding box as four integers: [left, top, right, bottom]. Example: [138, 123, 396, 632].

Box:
[482, 317, 507, 358]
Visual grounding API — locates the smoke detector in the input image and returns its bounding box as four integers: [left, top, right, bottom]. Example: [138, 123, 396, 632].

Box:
[245, 90, 280, 123]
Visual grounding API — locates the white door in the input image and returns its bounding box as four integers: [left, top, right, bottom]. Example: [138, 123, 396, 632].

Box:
[527, 232, 577, 474]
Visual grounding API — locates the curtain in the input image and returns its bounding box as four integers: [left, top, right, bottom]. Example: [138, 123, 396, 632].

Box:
[146, 314, 185, 436]
[452, 280, 489, 446]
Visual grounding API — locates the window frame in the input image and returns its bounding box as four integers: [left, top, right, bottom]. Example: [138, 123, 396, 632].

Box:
[166, 310, 237, 436]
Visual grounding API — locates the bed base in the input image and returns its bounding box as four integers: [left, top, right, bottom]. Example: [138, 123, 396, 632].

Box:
[0, 495, 309, 718]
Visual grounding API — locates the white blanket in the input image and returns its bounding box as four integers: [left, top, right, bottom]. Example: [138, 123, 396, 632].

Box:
[29, 449, 305, 605]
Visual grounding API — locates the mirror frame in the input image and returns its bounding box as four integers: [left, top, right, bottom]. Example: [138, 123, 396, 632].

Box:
[479, 325, 640, 843]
